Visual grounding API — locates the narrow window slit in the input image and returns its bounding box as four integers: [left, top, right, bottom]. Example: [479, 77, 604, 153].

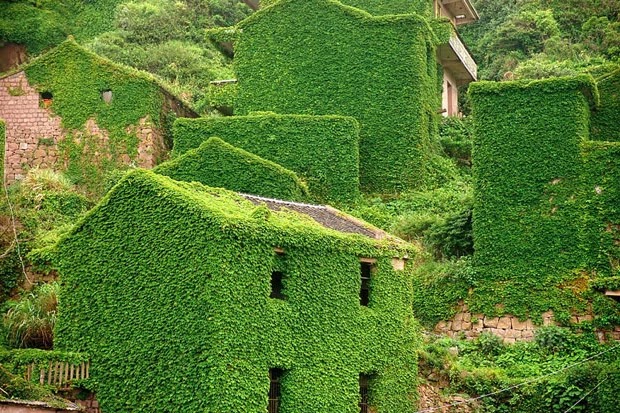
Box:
[360, 260, 374, 306]
[268, 368, 284, 413]
[359, 374, 370, 413]
[271, 271, 285, 300]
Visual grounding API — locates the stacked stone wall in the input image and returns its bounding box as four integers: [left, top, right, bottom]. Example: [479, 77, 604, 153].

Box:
[0, 72, 63, 182]
[73, 393, 100, 413]
[434, 302, 620, 343]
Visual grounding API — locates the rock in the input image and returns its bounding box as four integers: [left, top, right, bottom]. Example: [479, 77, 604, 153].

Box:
[497, 316, 512, 329]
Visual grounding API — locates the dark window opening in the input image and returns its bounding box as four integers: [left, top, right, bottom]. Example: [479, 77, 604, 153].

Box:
[359, 374, 370, 413]
[101, 89, 113, 104]
[360, 262, 373, 306]
[270, 271, 285, 300]
[268, 368, 284, 413]
[40, 92, 53, 107]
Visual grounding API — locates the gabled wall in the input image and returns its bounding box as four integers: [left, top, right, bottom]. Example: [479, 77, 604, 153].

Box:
[54, 170, 418, 413]
[233, 0, 446, 193]
[0, 40, 195, 192]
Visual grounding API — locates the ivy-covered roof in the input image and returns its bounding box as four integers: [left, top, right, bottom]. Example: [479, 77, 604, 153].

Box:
[1, 38, 196, 115]
[237, 0, 439, 40]
[63, 169, 408, 249]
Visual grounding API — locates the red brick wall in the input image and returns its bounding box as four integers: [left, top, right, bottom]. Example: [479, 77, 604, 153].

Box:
[0, 72, 63, 183]
[0, 71, 170, 184]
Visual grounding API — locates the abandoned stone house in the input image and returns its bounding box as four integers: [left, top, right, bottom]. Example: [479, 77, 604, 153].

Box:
[53, 169, 417, 413]
[209, 0, 479, 193]
[0, 39, 196, 184]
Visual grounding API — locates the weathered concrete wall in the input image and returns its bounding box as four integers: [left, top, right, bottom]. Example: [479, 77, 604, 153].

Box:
[0, 71, 170, 184]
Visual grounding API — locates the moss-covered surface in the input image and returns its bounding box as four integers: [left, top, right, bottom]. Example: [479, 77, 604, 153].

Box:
[591, 68, 620, 141]
[52, 169, 418, 413]
[580, 140, 620, 279]
[155, 137, 309, 201]
[338, 0, 432, 17]
[173, 113, 360, 203]
[466, 75, 620, 324]
[233, 0, 449, 193]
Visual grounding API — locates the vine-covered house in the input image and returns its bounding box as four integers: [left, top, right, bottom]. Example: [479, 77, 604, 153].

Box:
[0, 39, 196, 186]
[208, 0, 479, 194]
[52, 169, 418, 413]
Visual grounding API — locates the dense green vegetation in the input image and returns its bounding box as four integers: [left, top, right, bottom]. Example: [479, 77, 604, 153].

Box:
[420, 328, 620, 413]
[173, 114, 361, 203]
[53, 170, 418, 413]
[0, 0, 253, 111]
[469, 76, 594, 319]
[233, 0, 451, 193]
[155, 137, 309, 201]
[461, 0, 620, 82]
[0, 1, 618, 412]
[591, 68, 620, 141]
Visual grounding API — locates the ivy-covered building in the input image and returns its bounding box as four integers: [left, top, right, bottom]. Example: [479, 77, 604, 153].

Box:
[0, 39, 196, 188]
[53, 169, 418, 413]
[468, 74, 620, 323]
[206, 0, 479, 194]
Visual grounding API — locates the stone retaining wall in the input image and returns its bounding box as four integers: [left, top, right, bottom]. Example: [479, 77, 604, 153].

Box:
[73, 393, 100, 413]
[434, 302, 620, 343]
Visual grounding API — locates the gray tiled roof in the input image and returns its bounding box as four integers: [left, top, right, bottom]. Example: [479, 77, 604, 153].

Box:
[241, 194, 386, 239]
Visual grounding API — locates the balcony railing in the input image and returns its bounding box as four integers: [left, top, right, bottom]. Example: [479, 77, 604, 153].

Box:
[25, 360, 90, 389]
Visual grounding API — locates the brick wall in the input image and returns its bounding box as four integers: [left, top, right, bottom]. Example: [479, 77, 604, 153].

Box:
[0, 71, 169, 184]
[0, 72, 63, 183]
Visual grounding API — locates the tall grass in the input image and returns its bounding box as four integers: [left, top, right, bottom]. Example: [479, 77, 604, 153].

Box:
[3, 282, 59, 349]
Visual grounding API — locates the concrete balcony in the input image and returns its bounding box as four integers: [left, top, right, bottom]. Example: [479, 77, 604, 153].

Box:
[437, 31, 477, 86]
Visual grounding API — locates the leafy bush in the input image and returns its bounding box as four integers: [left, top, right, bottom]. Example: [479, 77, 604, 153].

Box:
[534, 326, 574, 354]
[439, 117, 474, 168]
[3, 282, 59, 349]
[475, 332, 505, 357]
[426, 208, 473, 260]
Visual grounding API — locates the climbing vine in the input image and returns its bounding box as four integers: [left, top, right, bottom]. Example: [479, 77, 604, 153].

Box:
[51, 169, 419, 413]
